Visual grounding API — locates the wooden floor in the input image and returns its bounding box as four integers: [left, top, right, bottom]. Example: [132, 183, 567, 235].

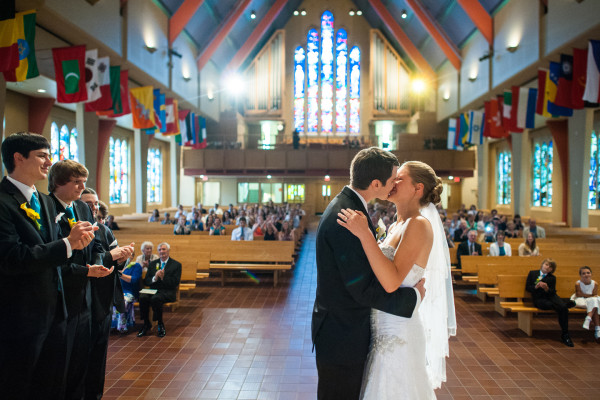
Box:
[104, 230, 600, 399]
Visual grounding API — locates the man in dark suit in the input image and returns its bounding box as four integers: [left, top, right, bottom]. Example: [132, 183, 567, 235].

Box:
[312, 147, 425, 400]
[0, 133, 96, 400]
[526, 258, 575, 347]
[48, 160, 133, 399]
[138, 242, 182, 338]
[456, 229, 482, 268]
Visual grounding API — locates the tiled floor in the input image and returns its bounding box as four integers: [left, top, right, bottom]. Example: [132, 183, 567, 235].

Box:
[105, 231, 600, 399]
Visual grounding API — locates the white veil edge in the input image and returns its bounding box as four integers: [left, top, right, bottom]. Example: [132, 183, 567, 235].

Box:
[419, 203, 457, 389]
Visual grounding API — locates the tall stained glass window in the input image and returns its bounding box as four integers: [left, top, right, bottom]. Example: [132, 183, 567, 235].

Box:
[147, 148, 162, 204]
[320, 11, 334, 133]
[307, 29, 319, 133]
[286, 184, 305, 203]
[497, 150, 511, 205]
[335, 29, 348, 133]
[532, 139, 553, 207]
[349, 46, 361, 134]
[589, 131, 599, 209]
[293, 47, 305, 132]
[50, 122, 79, 163]
[109, 137, 129, 204]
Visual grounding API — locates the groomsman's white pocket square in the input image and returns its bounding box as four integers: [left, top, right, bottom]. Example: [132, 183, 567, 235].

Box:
[55, 212, 65, 223]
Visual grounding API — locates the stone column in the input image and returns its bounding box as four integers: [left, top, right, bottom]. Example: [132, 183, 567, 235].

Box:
[511, 131, 528, 216]
[568, 108, 594, 227]
[476, 141, 489, 210]
[134, 129, 150, 213]
[170, 137, 180, 207]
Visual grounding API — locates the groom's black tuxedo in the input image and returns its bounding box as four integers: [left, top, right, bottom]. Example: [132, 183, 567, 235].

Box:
[312, 187, 418, 398]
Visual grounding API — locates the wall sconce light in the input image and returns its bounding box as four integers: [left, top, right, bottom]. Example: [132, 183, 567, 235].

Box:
[250, 10, 256, 19]
[349, 10, 355, 16]
[468, 75, 477, 82]
[293, 10, 299, 16]
[506, 44, 519, 53]
[37, 88, 47, 93]
[356, 10, 362, 16]
[144, 45, 157, 54]
[300, 9, 307, 16]
[207, 87, 215, 101]
[182, 75, 191, 82]
[442, 94, 450, 102]
[401, 9, 408, 19]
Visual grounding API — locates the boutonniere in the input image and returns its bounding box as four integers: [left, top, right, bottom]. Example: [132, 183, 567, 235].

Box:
[376, 219, 387, 241]
[20, 203, 41, 230]
[67, 217, 77, 228]
[55, 212, 65, 224]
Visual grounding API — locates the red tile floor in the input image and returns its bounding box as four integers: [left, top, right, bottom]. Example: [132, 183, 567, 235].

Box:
[104, 231, 600, 399]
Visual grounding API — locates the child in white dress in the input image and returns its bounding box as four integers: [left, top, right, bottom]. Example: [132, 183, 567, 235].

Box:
[572, 266, 600, 342]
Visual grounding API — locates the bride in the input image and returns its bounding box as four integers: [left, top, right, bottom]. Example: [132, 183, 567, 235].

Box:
[337, 161, 456, 399]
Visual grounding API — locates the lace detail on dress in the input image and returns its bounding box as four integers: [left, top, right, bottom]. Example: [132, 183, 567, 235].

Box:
[371, 334, 407, 354]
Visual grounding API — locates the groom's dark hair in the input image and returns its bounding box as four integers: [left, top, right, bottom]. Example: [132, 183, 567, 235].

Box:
[350, 147, 399, 190]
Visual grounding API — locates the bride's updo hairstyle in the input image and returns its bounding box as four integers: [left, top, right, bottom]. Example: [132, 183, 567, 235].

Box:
[402, 161, 443, 206]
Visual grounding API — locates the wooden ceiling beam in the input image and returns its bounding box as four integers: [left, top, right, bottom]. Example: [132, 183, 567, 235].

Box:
[169, 0, 205, 46]
[456, 0, 493, 45]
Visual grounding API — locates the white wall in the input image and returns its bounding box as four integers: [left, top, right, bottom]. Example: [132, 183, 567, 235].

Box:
[200, 62, 221, 121]
[171, 34, 199, 110]
[436, 60, 459, 122]
[546, 0, 600, 55]
[460, 31, 490, 108]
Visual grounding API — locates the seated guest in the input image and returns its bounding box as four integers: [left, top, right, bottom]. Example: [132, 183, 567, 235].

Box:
[186, 206, 198, 221]
[209, 217, 226, 236]
[523, 218, 546, 238]
[136, 241, 159, 275]
[513, 214, 524, 233]
[264, 222, 278, 241]
[231, 217, 253, 241]
[453, 220, 469, 243]
[489, 231, 511, 256]
[278, 220, 295, 241]
[97, 200, 108, 224]
[189, 211, 204, 231]
[174, 204, 186, 219]
[253, 215, 265, 237]
[504, 221, 520, 238]
[137, 243, 181, 338]
[444, 225, 455, 249]
[204, 215, 215, 230]
[148, 209, 160, 222]
[173, 215, 191, 235]
[161, 212, 173, 225]
[456, 230, 482, 268]
[197, 202, 207, 215]
[526, 259, 576, 347]
[222, 210, 233, 225]
[209, 203, 223, 215]
[112, 252, 142, 333]
[519, 232, 540, 257]
[105, 214, 120, 230]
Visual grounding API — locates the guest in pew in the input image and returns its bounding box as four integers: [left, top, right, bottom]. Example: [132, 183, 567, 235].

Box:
[136, 241, 159, 275]
[526, 259, 576, 347]
[197, 202, 207, 215]
[189, 211, 204, 231]
[204, 215, 215, 231]
[137, 242, 182, 338]
[444, 226, 455, 248]
[148, 209, 160, 222]
[264, 222, 278, 241]
[513, 214, 524, 233]
[209, 217, 226, 236]
[489, 230, 511, 256]
[186, 206, 198, 222]
[278, 220, 296, 242]
[252, 215, 265, 237]
[572, 266, 600, 342]
[518, 232, 540, 257]
[504, 222, 520, 238]
[105, 214, 120, 231]
[456, 230, 482, 269]
[221, 210, 233, 225]
[174, 204, 186, 220]
[97, 200, 108, 225]
[112, 251, 142, 334]
[231, 217, 254, 241]
[161, 212, 173, 225]
[453, 220, 470, 243]
[523, 218, 546, 239]
[173, 215, 191, 235]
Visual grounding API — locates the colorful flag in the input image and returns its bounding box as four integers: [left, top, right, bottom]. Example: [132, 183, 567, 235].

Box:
[547, 61, 573, 117]
[447, 118, 460, 150]
[96, 65, 121, 115]
[164, 98, 180, 135]
[0, 1, 18, 73]
[509, 86, 524, 133]
[502, 91, 512, 128]
[84, 56, 111, 111]
[3, 10, 38, 82]
[572, 47, 596, 108]
[185, 111, 197, 145]
[516, 87, 537, 129]
[129, 86, 155, 129]
[536, 69, 552, 117]
[456, 113, 469, 148]
[195, 115, 207, 149]
[553, 54, 578, 109]
[583, 40, 600, 104]
[468, 110, 484, 145]
[153, 89, 166, 133]
[52, 45, 88, 103]
[178, 109, 190, 143]
[83, 49, 101, 102]
[484, 98, 506, 138]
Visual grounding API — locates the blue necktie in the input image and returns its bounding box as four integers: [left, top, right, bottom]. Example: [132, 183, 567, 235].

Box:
[161, 261, 166, 270]
[65, 206, 77, 225]
[240, 227, 244, 240]
[29, 192, 47, 237]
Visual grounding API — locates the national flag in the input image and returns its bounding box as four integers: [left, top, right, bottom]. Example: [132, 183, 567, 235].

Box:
[509, 86, 524, 133]
[3, 10, 38, 82]
[195, 115, 207, 149]
[164, 98, 180, 135]
[456, 112, 469, 148]
[468, 110, 484, 145]
[536, 69, 552, 117]
[502, 91, 512, 128]
[178, 109, 190, 143]
[484, 98, 506, 138]
[547, 61, 573, 117]
[572, 47, 596, 108]
[129, 86, 155, 129]
[153, 89, 166, 133]
[52, 45, 88, 103]
[447, 118, 460, 150]
[185, 111, 197, 145]
[583, 40, 600, 104]
[84, 56, 111, 111]
[0, 1, 18, 73]
[97, 68, 130, 117]
[516, 87, 537, 129]
[83, 49, 102, 102]
[554, 54, 578, 109]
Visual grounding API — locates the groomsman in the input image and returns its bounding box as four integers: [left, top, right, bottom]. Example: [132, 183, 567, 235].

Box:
[0, 133, 96, 400]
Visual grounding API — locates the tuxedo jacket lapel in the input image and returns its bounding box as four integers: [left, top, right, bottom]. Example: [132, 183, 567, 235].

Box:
[2, 178, 45, 238]
[341, 187, 376, 238]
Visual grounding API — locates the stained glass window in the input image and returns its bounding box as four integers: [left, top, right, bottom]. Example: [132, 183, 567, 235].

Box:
[320, 11, 334, 133]
[349, 46, 361, 134]
[50, 122, 78, 163]
[109, 137, 129, 204]
[286, 184, 305, 203]
[147, 148, 162, 204]
[532, 139, 553, 207]
[307, 29, 319, 133]
[589, 131, 599, 209]
[293, 47, 305, 132]
[497, 150, 511, 205]
[335, 29, 348, 133]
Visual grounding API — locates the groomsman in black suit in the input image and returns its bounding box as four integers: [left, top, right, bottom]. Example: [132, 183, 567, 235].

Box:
[138, 243, 182, 338]
[456, 229, 482, 268]
[48, 160, 133, 399]
[312, 148, 426, 400]
[0, 133, 97, 400]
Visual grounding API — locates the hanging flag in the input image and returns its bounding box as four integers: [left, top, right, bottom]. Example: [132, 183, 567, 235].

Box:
[83, 49, 102, 102]
[547, 61, 573, 117]
[516, 87, 537, 130]
[536, 69, 552, 117]
[447, 118, 460, 150]
[484, 98, 506, 138]
[583, 40, 600, 104]
[502, 91, 512, 128]
[129, 86, 155, 129]
[195, 115, 207, 149]
[178, 109, 190, 143]
[185, 111, 196, 145]
[164, 98, 180, 135]
[456, 113, 469, 148]
[53, 45, 88, 103]
[97, 68, 130, 117]
[509, 86, 524, 133]
[153, 89, 166, 133]
[572, 47, 597, 108]
[84, 56, 111, 111]
[554, 54, 577, 109]
[3, 10, 38, 82]
[116, 69, 131, 116]
[468, 110, 484, 145]
[0, 2, 18, 74]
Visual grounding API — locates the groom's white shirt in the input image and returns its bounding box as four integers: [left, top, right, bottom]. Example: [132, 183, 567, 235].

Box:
[346, 185, 422, 309]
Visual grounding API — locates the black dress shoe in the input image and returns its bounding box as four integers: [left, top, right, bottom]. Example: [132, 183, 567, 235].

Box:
[561, 333, 574, 347]
[566, 300, 576, 308]
[137, 324, 151, 337]
[157, 323, 166, 338]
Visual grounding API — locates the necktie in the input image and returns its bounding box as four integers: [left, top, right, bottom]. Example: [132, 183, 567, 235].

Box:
[161, 261, 166, 270]
[29, 192, 47, 237]
[240, 227, 244, 240]
[470, 243, 474, 254]
[65, 206, 77, 228]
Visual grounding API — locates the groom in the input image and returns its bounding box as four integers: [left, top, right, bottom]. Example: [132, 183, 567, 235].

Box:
[312, 147, 425, 399]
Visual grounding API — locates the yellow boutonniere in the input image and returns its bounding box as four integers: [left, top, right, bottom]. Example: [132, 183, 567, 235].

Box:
[67, 218, 77, 228]
[20, 203, 41, 230]
[376, 219, 387, 241]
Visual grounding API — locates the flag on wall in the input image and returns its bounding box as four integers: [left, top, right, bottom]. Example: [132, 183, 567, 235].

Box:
[83, 49, 101, 102]
[52, 45, 88, 103]
[184, 111, 197, 145]
[178, 109, 189, 143]
[96, 68, 130, 117]
[505, 88, 523, 133]
[84, 56, 111, 111]
[153, 89, 166, 133]
[468, 110, 484, 145]
[572, 47, 596, 108]
[536, 69, 552, 117]
[129, 86, 155, 129]
[547, 61, 573, 116]
[554, 54, 577, 109]
[583, 40, 600, 103]
[164, 98, 180, 135]
[516, 87, 537, 129]
[195, 115, 207, 149]
[0, 3, 18, 73]
[456, 112, 469, 148]
[484, 98, 506, 138]
[447, 118, 461, 150]
[3, 10, 38, 82]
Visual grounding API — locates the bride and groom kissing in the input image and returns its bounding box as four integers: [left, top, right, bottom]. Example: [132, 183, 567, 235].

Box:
[312, 147, 457, 399]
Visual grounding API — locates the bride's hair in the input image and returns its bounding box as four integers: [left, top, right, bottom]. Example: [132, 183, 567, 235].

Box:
[402, 161, 443, 206]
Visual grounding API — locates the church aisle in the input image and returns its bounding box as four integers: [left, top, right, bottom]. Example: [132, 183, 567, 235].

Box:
[105, 230, 599, 399]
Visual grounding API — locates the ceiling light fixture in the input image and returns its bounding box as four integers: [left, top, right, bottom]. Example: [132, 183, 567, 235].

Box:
[401, 9, 408, 19]
[250, 10, 256, 19]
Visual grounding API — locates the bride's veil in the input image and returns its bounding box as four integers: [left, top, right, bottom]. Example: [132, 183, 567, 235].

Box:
[420, 203, 457, 389]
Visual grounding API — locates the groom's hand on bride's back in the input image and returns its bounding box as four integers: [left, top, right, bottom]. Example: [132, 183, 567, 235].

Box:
[415, 278, 426, 299]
